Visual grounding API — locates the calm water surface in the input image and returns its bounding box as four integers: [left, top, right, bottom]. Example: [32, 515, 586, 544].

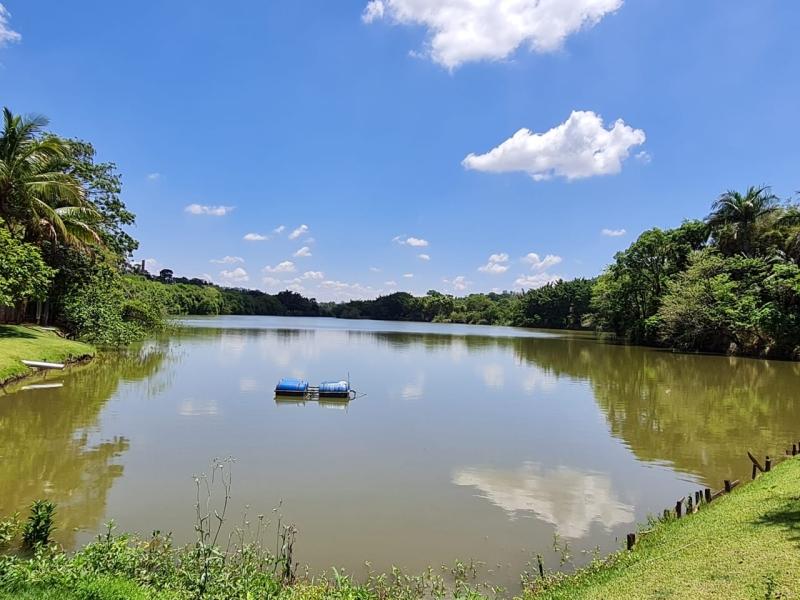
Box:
[1, 316, 798, 589]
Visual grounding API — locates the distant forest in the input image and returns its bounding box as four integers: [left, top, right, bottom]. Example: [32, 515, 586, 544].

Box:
[137, 185, 800, 360]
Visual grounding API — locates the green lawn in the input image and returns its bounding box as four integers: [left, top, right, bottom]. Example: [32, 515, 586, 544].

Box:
[529, 456, 800, 600]
[0, 324, 94, 385]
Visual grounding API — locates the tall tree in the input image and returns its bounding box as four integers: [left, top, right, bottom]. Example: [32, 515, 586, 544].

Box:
[706, 186, 780, 256]
[0, 108, 101, 249]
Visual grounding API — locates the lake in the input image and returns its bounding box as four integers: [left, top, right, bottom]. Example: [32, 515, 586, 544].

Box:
[1, 316, 798, 590]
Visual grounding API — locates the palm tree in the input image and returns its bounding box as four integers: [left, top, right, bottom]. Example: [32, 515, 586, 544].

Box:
[0, 107, 101, 249]
[706, 186, 780, 256]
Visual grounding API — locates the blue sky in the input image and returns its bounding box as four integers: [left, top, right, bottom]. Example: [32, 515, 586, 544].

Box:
[1, 1, 798, 300]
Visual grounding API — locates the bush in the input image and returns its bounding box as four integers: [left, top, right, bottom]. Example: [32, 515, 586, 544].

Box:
[21, 501, 55, 550]
[61, 267, 168, 346]
[0, 221, 54, 309]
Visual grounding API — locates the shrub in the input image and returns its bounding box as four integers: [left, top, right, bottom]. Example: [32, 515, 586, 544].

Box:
[21, 501, 56, 550]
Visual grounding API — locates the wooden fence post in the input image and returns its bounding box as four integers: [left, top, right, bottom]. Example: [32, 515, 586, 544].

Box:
[704, 488, 712, 503]
[627, 533, 636, 551]
[724, 480, 732, 493]
[765, 456, 771, 472]
[676, 499, 683, 518]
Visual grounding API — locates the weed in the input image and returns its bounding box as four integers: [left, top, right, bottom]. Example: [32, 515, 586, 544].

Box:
[21, 501, 55, 550]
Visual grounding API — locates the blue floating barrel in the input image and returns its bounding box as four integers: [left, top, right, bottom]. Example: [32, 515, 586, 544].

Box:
[318, 380, 350, 398]
[275, 378, 309, 396]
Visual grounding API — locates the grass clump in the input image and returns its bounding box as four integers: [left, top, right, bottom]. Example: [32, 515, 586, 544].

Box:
[0, 325, 94, 385]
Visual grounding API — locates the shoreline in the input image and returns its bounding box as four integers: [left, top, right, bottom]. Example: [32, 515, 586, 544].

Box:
[0, 324, 96, 390]
[1, 455, 798, 598]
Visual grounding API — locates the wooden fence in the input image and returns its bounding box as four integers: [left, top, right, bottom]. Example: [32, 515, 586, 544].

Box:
[624, 441, 800, 551]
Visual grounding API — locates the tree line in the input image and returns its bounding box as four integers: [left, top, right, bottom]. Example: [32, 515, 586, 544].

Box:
[325, 186, 800, 359]
[1, 107, 798, 357]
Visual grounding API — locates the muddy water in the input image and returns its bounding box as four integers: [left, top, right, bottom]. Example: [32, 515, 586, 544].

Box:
[1, 316, 797, 590]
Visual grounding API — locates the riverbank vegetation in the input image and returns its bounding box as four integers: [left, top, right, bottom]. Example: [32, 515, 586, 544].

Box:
[1, 457, 798, 599]
[1, 105, 798, 358]
[0, 325, 94, 385]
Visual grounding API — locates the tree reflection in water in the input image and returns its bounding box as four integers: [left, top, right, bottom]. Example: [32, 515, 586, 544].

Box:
[0, 342, 169, 546]
[347, 329, 800, 486]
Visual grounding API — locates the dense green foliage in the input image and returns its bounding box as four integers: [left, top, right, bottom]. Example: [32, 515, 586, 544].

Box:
[593, 187, 800, 358]
[0, 107, 152, 344]
[118, 277, 322, 318]
[0, 222, 54, 309]
[323, 282, 594, 329]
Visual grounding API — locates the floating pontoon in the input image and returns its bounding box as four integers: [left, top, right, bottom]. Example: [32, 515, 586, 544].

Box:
[274, 377, 356, 402]
[318, 380, 351, 398]
[274, 378, 309, 396]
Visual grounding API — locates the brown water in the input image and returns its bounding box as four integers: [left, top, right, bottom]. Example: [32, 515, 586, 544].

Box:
[1, 316, 798, 590]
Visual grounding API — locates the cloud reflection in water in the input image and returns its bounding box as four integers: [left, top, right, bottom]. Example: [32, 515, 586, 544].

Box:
[453, 462, 634, 538]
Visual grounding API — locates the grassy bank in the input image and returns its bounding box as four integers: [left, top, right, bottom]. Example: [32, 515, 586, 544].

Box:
[1, 458, 798, 599]
[0, 325, 95, 385]
[527, 456, 800, 600]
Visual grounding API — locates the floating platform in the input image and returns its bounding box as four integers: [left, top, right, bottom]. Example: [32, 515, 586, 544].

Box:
[319, 380, 351, 398]
[274, 378, 309, 396]
[274, 378, 356, 402]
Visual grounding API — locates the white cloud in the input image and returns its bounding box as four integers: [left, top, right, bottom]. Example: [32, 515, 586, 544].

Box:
[288, 224, 309, 240]
[450, 275, 470, 291]
[522, 253, 562, 271]
[210, 255, 244, 264]
[262, 276, 281, 287]
[403, 273, 414, 278]
[417, 253, 430, 261]
[362, 0, 622, 69]
[273, 225, 286, 234]
[478, 252, 510, 274]
[514, 272, 561, 289]
[263, 261, 296, 274]
[369, 266, 382, 273]
[635, 150, 652, 164]
[393, 235, 429, 247]
[146, 172, 161, 181]
[219, 267, 249, 284]
[293, 246, 312, 258]
[463, 111, 646, 181]
[601, 228, 626, 237]
[384, 280, 398, 287]
[0, 4, 20, 47]
[301, 271, 325, 280]
[243, 233, 268, 241]
[185, 203, 234, 216]
[319, 280, 382, 301]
